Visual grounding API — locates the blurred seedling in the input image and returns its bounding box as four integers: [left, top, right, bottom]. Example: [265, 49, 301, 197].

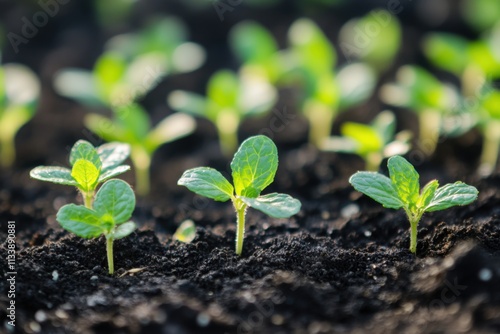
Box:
[0, 63, 40, 167]
[30, 140, 130, 208]
[350, 155, 478, 254]
[321, 111, 411, 171]
[85, 103, 195, 195]
[168, 69, 277, 156]
[56, 179, 137, 275]
[173, 220, 196, 243]
[178, 135, 301, 255]
[380, 65, 460, 156]
[284, 18, 377, 147]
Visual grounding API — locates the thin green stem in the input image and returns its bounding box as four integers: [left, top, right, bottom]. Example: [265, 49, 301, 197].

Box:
[216, 110, 240, 157]
[82, 190, 94, 209]
[479, 119, 500, 175]
[365, 152, 383, 172]
[0, 138, 15, 168]
[235, 202, 247, 256]
[131, 146, 151, 196]
[409, 218, 418, 254]
[106, 237, 114, 275]
[305, 102, 336, 148]
[418, 109, 441, 156]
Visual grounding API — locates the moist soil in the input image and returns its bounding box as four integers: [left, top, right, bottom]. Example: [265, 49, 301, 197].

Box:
[2, 124, 500, 334]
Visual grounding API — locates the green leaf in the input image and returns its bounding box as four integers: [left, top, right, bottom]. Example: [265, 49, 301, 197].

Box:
[94, 51, 126, 100]
[387, 156, 419, 206]
[84, 113, 127, 143]
[30, 166, 77, 186]
[93, 179, 136, 224]
[56, 204, 106, 238]
[231, 135, 278, 198]
[240, 193, 301, 218]
[98, 165, 131, 183]
[422, 33, 469, 75]
[111, 221, 137, 239]
[417, 180, 439, 209]
[229, 21, 278, 64]
[372, 111, 396, 145]
[53, 69, 102, 106]
[173, 220, 196, 243]
[341, 122, 382, 155]
[349, 172, 404, 209]
[167, 90, 208, 117]
[96, 142, 131, 171]
[177, 167, 233, 202]
[337, 63, 376, 110]
[146, 113, 196, 153]
[207, 70, 239, 109]
[114, 103, 151, 141]
[425, 182, 478, 212]
[71, 159, 100, 192]
[69, 140, 102, 170]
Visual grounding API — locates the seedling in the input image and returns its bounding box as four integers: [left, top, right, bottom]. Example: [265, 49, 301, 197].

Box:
[30, 140, 130, 208]
[349, 155, 478, 254]
[285, 19, 376, 147]
[380, 65, 460, 155]
[0, 63, 40, 167]
[322, 111, 411, 171]
[168, 70, 277, 156]
[178, 135, 301, 255]
[56, 179, 137, 275]
[173, 220, 196, 243]
[85, 103, 196, 195]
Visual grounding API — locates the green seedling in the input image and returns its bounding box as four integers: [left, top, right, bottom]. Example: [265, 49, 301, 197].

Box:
[322, 111, 411, 171]
[339, 10, 402, 73]
[380, 65, 461, 155]
[85, 103, 195, 195]
[178, 135, 301, 255]
[461, 0, 500, 32]
[284, 19, 376, 147]
[56, 179, 137, 275]
[54, 16, 205, 107]
[168, 70, 277, 156]
[0, 63, 40, 167]
[349, 155, 478, 254]
[30, 140, 130, 208]
[173, 219, 196, 243]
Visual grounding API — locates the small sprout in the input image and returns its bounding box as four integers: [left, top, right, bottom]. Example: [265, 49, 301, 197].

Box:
[85, 104, 196, 195]
[173, 219, 196, 243]
[321, 111, 411, 171]
[380, 65, 460, 155]
[178, 135, 301, 255]
[56, 179, 137, 275]
[168, 70, 277, 156]
[349, 155, 478, 254]
[30, 140, 130, 208]
[0, 64, 40, 167]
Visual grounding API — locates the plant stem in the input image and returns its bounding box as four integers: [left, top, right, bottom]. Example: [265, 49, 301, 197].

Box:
[235, 201, 248, 256]
[131, 146, 151, 196]
[365, 152, 383, 172]
[0, 139, 15, 168]
[106, 237, 114, 275]
[479, 119, 500, 175]
[305, 102, 336, 148]
[216, 110, 239, 157]
[82, 191, 94, 209]
[409, 218, 418, 254]
[418, 109, 441, 156]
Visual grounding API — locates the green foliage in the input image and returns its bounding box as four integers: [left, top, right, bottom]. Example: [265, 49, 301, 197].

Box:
[178, 135, 301, 255]
[173, 220, 196, 243]
[85, 104, 196, 195]
[54, 17, 205, 107]
[168, 70, 277, 156]
[57, 179, 137, 274]
[30, 140, 130, 208]
[461, 0, 500, 32]
[322, 111, 411, 171]
[349, 156, 478, 253]
[0, 64, 40, 168]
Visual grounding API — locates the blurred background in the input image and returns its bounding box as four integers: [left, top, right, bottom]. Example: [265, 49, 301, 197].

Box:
[1, 0, 500, 196]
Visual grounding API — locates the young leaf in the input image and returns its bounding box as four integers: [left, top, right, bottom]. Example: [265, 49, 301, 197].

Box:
[387, 155, 419, 205]
[417, 180, 439, 209]
[425, 182, 479, 212]
[30, 166, 77, 186]
[173, 220, 196, 243]
[71, 159, 100, 192]
[349, 172, 404, 209]
[178, 167, 233, 202]
[69, 140, 102, 170]
[231, 135, 278, 198]
[111, 221, 137, 239]
[239, 193, 301, 218]
[97, 142, 131, 171]
[93, 179, 136, 223]
[56, 204, 107, 238]
[98, 165, 131, 183]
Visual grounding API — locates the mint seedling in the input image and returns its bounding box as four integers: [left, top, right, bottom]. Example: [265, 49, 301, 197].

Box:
[178, 135, 301, 255]
[322, 111, 411, 171]
[0, 64, 40, 167]
[85, 103, 195, 195]
[168, 70, 277, 156]
[30, 140, 130, 208]
[56, 179, 137, 275]
[349, 155, 478, 254]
